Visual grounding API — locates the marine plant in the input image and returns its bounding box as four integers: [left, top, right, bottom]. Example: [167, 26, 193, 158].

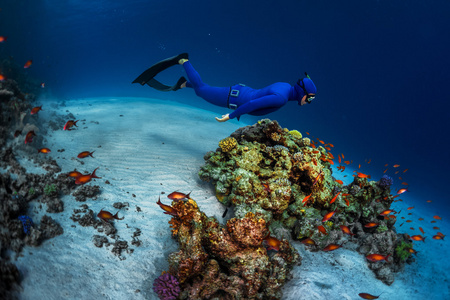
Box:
[28, 187, 35, 196]
[44, 183, 58, 196]
[395, 240, 412, 262]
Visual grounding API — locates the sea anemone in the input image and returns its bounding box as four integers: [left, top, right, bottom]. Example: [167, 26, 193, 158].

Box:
[152, 272, 180, 300]
[378, 175, 393, 189]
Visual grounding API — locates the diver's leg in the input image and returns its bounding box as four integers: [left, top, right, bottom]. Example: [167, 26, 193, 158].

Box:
[179, 60, 229, 107]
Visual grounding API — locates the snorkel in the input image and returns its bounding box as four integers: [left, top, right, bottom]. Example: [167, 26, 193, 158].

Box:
[295, 72, 317, 105]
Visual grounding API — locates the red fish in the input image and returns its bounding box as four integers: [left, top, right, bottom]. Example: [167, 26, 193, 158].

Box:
[329, 192, 341, 204]
[67, 171, 82, 178]
[419, 227, 425, 234]
[156, 196, 178, 217]
[24, 130, 36, 144]
[322, 210, 337, 222]
[64, 120, 79, 131]
[301, 238, 316, 246]
[433, 215, 442, 220]
[340, 225, 355, 236]
[0, 74, 5, 81]
[24, 60, 32, 68]
[356, 172, 371, 179]
[411, 235, 426, 242]
[38, 148, 51, 154]
[0, 36, 7, 42]
[407, 207, 414, 210]
[302, 193, 312, 204]
[335, 179, 343, 185]
[379, 209, 395, 216]
[263, 234, 281, 251]
[97, 209, 124, 221]
[312, 171, 322, 186]
[364, 222, 379, 228]
[338, 155, 342, 164]
[323, 244, 342, 252]
[30, 105, 43, 115]
[397, 188, 408, 195]
[393, 164, 400, 168]
[167, 191, 191, 201]
[358, 292, 382, 299]
[317, 225, 327, 235]
[433, 235, 445, 240]
[366, 253, 390, 262]
[77, 151, 95, 158]
[75, 168, 101, 185]
[262, 183, 271, 193]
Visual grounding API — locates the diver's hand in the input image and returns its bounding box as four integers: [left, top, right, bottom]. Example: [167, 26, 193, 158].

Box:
[215, 114, 230, 122]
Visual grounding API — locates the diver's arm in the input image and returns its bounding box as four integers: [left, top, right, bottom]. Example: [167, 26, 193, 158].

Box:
[228, 94, 287, 120]
[215, 114, 230, 122]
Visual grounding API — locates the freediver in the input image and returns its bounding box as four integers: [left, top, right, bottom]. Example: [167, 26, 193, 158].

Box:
[132, 53, 317, 122]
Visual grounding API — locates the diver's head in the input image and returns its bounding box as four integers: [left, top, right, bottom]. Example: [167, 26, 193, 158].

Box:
[295, 73, 317, 105]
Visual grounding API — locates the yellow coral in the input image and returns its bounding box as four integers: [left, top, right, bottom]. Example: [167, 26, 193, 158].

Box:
[219, 137, 237, 152]
[288, 130, 302, 139]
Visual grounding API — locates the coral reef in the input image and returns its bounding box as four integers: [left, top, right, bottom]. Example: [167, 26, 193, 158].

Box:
[153, 272, 181, 300]
[159, 197, 300, 299]
[198, 119, 413, 285]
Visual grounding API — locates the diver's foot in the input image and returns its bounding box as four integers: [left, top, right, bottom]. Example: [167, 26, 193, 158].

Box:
[178, 58, 189, 65]
[180, 81, 187, 88]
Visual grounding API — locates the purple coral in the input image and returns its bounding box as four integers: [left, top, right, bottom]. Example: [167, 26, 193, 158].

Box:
[378, 175, 393, 189]
[153, 272, 180, 300]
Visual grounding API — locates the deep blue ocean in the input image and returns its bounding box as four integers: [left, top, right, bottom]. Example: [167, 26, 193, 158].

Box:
[1, 0, 449, 218]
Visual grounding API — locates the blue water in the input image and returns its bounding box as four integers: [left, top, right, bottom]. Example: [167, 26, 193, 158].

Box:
[1, 1, 449, 212]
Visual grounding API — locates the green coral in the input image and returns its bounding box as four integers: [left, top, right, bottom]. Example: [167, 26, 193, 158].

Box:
[44, 184, 58, 196]
[376, 224, 389, 233]
[28, 187, 36, 196]
[395, 240, 412, 262]
[288, 130, 302, 139]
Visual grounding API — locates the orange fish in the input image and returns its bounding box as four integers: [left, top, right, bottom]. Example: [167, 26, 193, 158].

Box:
[67, 171, 82, 178]
[406, 220, 412, 223]
[338, 155, 341, 164]
[322, 244, 342, 252]
[427, 200, 432, 203]
[167, 191, 191, 201]
[317, 225, 327, 235]
[344, 160, 350, 165]
[432, 235, 444, 240]
[302, 193, 312, 204]
[301, 238, 316, 246]
[433, 227, 440, 230]
[433, 215, 442, 220]
[356, 172, 371, 179]
[306, 132, 310, 135]
[410, 227, 415, 230]
[329, 143, 334, 147]
[407, 207, 414, 210]
[312, 171, 322, 186]
[97, 209, 124, 221]
[358, 164, 361, 169]
[397, 188, 408, 195]
[30, 105, 43, 115]
[341, 153, 345, 159]
[340, 225, 355, 236]
[335, 179, 343, 185]
[263, 234, 281, 251]
[383, 169, 387, 173]
[344, 197, 350, 206]
[0, 74, 5, 81]
[317, 139, 325, 144]
[408, 248, 418, 255]
[156, 195, 178, 217]
[325, 147, 331, 151]
[366, 253, 390, 262]
[0, 36, 7, 42]
[262, 183, 271, 193]
[401, 182, 408, 186]
[64, 120, 79, 131]
[367, 159, 371, 164]
[393, 164, 400, 168]
[24, 60, 32, 68]
[437, 232, 445, 237]
[77, 151, 95, 159]
[431, 220, 436, 223]
[38, 148, 51, 154]
[403, 169, 408, 173]
[419, 227, 425, 234]
[379, 209, 395, 216]
[384, 163, 388, 167]
[329, 192, 341, 204]
[75, 168, 101, 185]
[358, 292, 382, 299]
[411, 235, 426, 242]
[364, 222, 379, 228]
[322, 210, 337, 222]
[24, 130, 36, 144]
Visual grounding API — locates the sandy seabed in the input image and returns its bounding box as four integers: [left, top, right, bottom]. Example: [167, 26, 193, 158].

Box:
[8, 97, 449, 300]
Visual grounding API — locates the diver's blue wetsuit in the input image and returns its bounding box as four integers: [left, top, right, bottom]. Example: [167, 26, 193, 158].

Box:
[183, 61, 306, 120]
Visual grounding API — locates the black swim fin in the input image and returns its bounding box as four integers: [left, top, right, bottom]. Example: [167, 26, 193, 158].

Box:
[147, 76, 187, 92]
[132, 53, 189, 86]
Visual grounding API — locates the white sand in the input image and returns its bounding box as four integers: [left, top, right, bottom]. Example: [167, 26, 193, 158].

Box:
[11, 97, 449, 299]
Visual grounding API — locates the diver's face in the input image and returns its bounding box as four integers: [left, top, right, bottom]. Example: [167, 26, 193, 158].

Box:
[300, 94, 315, 106]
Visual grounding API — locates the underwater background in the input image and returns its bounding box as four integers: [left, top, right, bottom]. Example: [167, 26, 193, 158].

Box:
[1, 0, 450, 299]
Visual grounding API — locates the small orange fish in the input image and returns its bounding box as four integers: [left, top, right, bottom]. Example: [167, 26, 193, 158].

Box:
[340, 225, 355, 236]
[30, 105, 43, 115]
[262, 183, 271, 193]
[156, 195, 178, 217]
[403, 169, 408, 173]
[408, 248, 418, 255]
[407, 207, 414, 210]
[344, 160, 350, 165]
[329, 192, 341, 204]
[317, 225, 327, 235]
[325, 147, 331, 151]
[302, 193, 312, 204]
[0, 74, 5, 81]
[24, 130, 36, 144]
[366, 253, 390, 262]
[358, 292, 382, 299]
[341, 153, 345, 159]
[167, 191, 191, 201]
[322, 210, 337, 222]
[344, 197, 350, 206]
[427, 200, 432, 203]
[67, 171, 82, 178]
[397, 188, 408, 195]
[401, 182, 408, 186]
[437, 232, 445, 237]
[433, 227, 440, 230]
[379, 209, 395, 216]
[384, 163, 388, 167]
[383, 169, 387, 173]
[38, 148, 51, 154]
[399, 176, 403, 180]
[393, 164, 400, 168]
[410, 235, 426, 242]
[313, 150, 319, 154]
[0, 36, 7, 42]
[301, 238, 316, 246]
[263, 234, 281, 251]
[432, 235, 444, 240]
[306, 132, 310, 135]
[338, 155, 341, 164]
[97, 209, 124, 221]
[322, 244, 342, 252]
[358, 164, 361, 169]
[75, 168, 101, 185]
[367, 159, 371, 164]
[433, 215, 442, 220]
[335, 179, 343, 185]
[431, 220, 437, 223]
[356, 172, 371, 179]
[77, 151, 95, 158]
[364, 222, 379, 228]
[410, 227, 415, 230]
[64, 120, 79, 131]
[24, 60, 32, 68]
[419, 227, 425, 234]
[312, 171, 322, 186]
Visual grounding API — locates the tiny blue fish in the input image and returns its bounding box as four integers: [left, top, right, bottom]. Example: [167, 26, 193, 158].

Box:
[18, 215, 33, 235]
